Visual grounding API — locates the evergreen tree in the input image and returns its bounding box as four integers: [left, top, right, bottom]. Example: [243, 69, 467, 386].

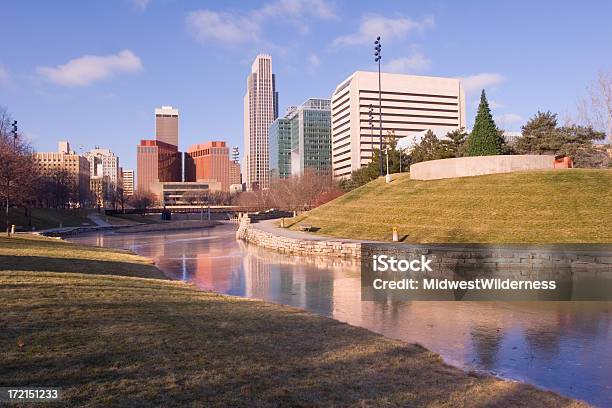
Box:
[410, 130, 441, 163]
[442, 128, 468, 157]
[515, 111, 559, 154]
[465, 90, 504, 156]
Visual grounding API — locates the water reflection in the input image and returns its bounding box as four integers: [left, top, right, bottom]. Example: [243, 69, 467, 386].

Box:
[70, 226, 612, 407]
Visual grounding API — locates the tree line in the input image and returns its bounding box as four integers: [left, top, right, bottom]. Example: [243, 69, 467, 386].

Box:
[341, 85, 610, 191]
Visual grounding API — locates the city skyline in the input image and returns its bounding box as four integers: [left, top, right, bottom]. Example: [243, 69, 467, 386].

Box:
[1, 1, 612, 171]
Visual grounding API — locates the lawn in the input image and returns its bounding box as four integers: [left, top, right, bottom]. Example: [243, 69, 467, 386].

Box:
[288, 169, 612, 244]
[1, 208, 92, 231]
[0, 235, 589, 407]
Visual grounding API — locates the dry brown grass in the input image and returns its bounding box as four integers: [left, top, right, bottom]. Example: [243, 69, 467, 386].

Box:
[289, 169, 612, 244]
[0, 235, 590, 407]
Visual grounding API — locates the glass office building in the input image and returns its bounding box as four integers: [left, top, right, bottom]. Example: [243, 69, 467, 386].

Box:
[290, 98, 332, 176]
[269, 116, 293, 179]
[269, 99, 332, 180]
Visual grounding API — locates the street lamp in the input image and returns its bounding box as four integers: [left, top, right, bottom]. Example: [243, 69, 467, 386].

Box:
[368, 104, 374, 158]
[5, 121, 18, 236]
[11, 121, 17, 150]
[374, 36, 383, 177]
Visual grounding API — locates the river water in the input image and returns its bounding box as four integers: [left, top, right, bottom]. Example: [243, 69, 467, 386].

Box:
[69, 225, 612, 407]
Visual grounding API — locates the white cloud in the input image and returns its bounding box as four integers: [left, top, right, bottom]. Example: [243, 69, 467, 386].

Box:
[332, 15, 434, 47]
[256, 0, 336, 20]
[383, 52, 431, 74]
[0, 65, 9, 85]
[187, 0, 336, 46]
[308, 53, 321, 69]
[496, 113, 523, 127]
[132, 0, 150, 11]
[461, 73, 505, 94]
[37, 50, 143, 86]
[186, 10, 261, 45]
[489, 100, 504, 109]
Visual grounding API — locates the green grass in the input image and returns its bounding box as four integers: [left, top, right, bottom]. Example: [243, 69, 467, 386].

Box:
[0, 235, 588, 407]
[106, 213, 162, 224]
[1, 208, 92, 231]
[288, 169, 612, 244]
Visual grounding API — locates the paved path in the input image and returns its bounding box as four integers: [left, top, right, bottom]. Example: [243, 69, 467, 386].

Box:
[252, 219, 362, 242]
[87, 213, 112, 227]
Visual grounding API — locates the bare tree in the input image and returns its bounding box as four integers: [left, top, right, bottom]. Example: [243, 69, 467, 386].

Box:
[0, 107, 39, 234]
[129, 191, 156, 215]
[576, 70, 612, 142]
[183, 189, 210, 220]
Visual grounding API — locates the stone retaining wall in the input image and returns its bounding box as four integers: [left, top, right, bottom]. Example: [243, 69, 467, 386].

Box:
[237, 218, 612, 274]
[236, 217, 361, 258]
[410, 155, 555, 180]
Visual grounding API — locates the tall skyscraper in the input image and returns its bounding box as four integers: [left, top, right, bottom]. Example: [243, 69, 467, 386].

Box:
[331, 71, 466, 179]
[243, 54, 278, 191]
[155, 106, 179, 147]
[184, 141, 230, 191]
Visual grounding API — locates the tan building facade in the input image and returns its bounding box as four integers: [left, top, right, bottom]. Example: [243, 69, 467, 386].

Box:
[33, 141, 91, 204]
[331, 71, 466, 179]
[122, 169, 134, 196]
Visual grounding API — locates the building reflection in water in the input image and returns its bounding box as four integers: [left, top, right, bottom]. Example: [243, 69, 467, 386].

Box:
[69, 227, 612, 407]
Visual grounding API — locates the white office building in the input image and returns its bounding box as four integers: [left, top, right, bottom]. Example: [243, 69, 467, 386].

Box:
[84, 147, 120, 187]
[331, 71, 466, 179]
[243, 54, 278, 190]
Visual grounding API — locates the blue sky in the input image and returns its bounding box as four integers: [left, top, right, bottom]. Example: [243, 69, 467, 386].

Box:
[1, 0, 611, 170]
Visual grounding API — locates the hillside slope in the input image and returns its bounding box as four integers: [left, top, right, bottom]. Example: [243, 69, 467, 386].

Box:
[290, 169, 612, 243]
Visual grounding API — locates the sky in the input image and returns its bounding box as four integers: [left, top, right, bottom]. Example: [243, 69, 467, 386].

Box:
[1, 0, 611, 170]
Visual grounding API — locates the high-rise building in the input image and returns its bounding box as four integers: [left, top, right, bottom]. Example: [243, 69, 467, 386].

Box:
[229, 146, 241, 187]
[122, 169, 135, 196]
[243, 54, 278, 190]
[136, 139, 181, 193]
[84, 148, 120, 187]
[268, 116, 292, 179]
[331, 71, 466, 179]
[33, 141, 91, 203]
[155, 106, 179, 147]
[269, 100, 332, 179]
[184, 141, 230, 191]
[289, 98, 331, 176]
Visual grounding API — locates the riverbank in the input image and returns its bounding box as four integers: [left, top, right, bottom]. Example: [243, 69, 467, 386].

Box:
[0, 234, 589, 407]
[288, 170, 612, 243]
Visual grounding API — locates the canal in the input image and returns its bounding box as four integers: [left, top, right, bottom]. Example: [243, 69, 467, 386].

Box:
[69, 225, 612, 407]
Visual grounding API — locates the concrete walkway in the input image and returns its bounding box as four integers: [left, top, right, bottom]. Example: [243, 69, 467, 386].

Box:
[252, 219, 363, 243]
[87, 213, 112, 227]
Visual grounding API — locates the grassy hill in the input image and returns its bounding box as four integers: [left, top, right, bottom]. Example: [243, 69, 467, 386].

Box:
[0, 234, 586, 406]
[289, 169, 612, 243]
[2, 208, 92, 231]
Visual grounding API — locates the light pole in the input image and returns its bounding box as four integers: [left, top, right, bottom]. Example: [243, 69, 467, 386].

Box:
[6, 121, 18, 236]
[12, 121, 17, 149]
[385, 145, 391, 183]
[374, 37, 383, 177]
[368, 104, 374, 159]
